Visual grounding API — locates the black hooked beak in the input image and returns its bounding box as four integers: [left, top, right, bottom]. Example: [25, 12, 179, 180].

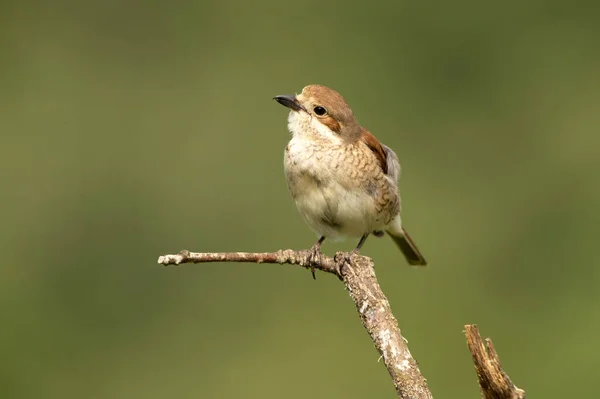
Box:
[273, 94, 306, 112]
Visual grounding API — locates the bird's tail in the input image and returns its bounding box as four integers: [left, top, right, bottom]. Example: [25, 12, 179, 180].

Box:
[385, 216, 427, 267]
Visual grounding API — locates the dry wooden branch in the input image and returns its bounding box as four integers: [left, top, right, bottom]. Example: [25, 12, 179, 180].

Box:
[158, 249, 432, 399]
[465, 324, 525, 399]
[158, 250, 527, 398]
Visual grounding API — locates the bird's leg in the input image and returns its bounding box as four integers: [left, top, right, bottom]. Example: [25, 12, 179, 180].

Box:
[331, 234, 371, 278]
[353, 233, 370, 254]
[307, 236, 326, 280]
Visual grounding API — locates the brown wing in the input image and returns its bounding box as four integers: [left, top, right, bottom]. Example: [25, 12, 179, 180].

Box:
[360, 128, 388, 174]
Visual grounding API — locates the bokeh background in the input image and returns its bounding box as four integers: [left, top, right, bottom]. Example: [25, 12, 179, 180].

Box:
[2, 0, 599, 397]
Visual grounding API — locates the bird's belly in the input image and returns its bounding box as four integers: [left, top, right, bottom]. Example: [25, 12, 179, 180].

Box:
[284, 138, 389, 239]
[287, 171, 382, 239]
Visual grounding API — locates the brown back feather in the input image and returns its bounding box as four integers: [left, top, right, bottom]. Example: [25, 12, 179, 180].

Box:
[360, 128, 388, 174]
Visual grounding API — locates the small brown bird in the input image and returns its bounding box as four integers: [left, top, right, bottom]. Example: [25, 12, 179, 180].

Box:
[274, 85, 426, 274]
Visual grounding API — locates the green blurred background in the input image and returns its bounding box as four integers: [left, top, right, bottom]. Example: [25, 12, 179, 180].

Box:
[2, 0, 599, 397]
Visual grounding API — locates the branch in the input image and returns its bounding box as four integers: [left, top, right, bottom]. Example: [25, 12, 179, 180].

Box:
[158, 249, 432, 399]
[465, 324, 526, 399]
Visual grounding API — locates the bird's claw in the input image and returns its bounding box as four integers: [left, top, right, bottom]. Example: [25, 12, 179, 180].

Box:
[333, 251, 352, 280]
[307, 244, 323, 279]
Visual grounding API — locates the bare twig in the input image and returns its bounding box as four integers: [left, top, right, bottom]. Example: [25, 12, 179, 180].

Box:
[158, 249, 432, 399]
[158, 249, 340, 275]
[465, 324, 525, 399]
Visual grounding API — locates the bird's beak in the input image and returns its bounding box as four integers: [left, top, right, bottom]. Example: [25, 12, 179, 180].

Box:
[273, 94, 306, 112]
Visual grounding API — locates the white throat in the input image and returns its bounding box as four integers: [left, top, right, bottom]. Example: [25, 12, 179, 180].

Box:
[287, 111, 343, 144]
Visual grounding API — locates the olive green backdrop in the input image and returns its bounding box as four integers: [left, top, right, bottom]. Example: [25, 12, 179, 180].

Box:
[2, 0, 599, 398]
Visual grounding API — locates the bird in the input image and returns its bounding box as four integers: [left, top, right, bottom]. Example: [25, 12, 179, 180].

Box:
[273, 85, 426, 277]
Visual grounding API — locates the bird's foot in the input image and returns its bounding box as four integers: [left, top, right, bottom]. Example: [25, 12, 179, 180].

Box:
[333, 251, 353, 280]
[307, 243, 323, 280]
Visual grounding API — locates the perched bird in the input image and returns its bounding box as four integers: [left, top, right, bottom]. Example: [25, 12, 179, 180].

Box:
[274, 85, 426, 276]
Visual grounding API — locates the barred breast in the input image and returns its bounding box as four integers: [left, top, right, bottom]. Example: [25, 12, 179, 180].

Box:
[284, 136, 399, 240]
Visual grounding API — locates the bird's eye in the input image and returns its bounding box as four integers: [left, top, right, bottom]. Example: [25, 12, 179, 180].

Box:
[313, 106, 327, 116]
